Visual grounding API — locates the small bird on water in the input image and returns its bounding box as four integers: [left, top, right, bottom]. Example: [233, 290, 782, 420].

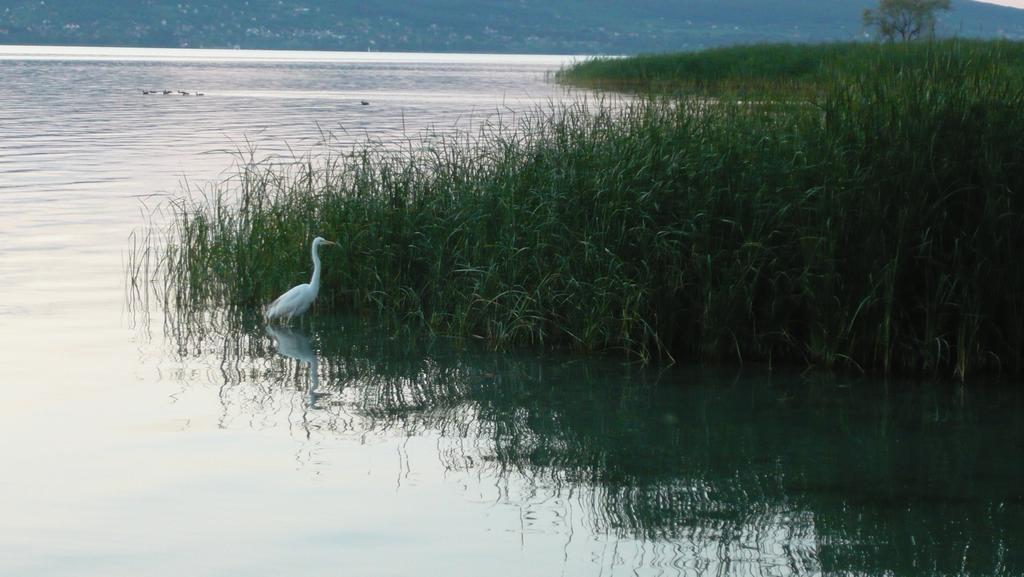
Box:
[264, 236, 337, 324]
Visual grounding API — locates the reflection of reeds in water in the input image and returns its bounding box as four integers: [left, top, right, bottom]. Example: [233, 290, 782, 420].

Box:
[159, 312, 815, 566]
[154, 311, 1023, 576]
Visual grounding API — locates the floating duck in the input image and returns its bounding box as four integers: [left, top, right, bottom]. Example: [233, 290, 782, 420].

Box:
[360, 100, 370, 105]
[178, 90, 191, 96]
[162, 90, 172, 95]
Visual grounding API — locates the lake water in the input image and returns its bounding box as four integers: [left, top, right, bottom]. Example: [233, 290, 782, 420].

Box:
[1, 45, 1022, 577]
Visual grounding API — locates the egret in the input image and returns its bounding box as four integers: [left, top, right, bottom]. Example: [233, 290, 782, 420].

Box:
[264, 236, 337, 323]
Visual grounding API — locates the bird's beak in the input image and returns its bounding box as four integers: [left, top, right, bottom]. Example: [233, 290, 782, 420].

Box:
[324, 240, 337, 246]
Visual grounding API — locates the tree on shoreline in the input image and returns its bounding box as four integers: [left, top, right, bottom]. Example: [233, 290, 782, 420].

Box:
[863, 0, 952, 41]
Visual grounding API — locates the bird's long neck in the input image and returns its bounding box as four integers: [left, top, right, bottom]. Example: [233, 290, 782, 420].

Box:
[309, 242, 322, 293]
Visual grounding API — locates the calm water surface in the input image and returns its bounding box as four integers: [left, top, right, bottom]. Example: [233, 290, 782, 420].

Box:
[0, 45, 1022, 577]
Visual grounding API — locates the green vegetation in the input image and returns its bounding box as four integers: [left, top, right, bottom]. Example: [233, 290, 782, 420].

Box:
[555, 39, 1024, 96]
[141, 39, 1024, 379]
[864, 0, 951, 42]
[556, 42, 858, 96]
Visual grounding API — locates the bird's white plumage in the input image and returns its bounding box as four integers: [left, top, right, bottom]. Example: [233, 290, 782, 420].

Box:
[264, 236, 336, 323]
[265, 283, 314, 320]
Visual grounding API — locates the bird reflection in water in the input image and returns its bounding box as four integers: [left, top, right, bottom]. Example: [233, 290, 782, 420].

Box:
[265, 324, 320, 409]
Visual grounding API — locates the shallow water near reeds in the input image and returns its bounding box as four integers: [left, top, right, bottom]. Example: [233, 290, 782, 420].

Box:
[1, 45, 1022, 577]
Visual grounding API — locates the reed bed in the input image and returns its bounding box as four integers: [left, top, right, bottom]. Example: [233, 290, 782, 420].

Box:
[141, 40, 1024, 378]
[556, 39, 1024, 98]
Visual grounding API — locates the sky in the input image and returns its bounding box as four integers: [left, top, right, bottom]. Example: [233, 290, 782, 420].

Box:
[975, 0, 1024, 8]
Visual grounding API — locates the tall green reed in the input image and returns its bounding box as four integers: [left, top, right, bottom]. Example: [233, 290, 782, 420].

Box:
[557, 39, 1024, 98]
[139, 40, 1024, 378]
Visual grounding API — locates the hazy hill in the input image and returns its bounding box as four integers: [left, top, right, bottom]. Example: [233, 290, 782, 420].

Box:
[2, 0, 1024, 53]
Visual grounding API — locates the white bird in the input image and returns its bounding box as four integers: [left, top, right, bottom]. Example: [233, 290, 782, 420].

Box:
[264, 236, 337, 323]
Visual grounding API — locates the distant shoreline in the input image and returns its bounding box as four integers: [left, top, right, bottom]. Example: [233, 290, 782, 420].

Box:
[4, 0, 1024, 55]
